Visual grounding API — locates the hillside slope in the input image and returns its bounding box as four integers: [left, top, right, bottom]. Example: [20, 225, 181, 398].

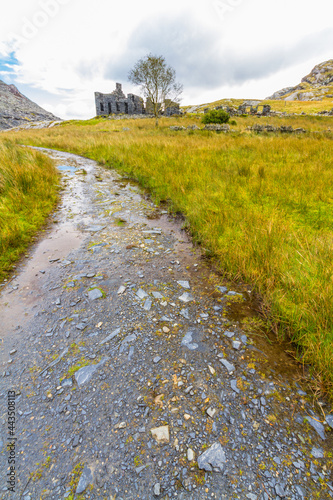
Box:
[266, 59, 333, 101]
[0, 80, 60, 130]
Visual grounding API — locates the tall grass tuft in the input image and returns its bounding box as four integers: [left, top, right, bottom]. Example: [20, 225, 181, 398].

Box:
[0, 140, 59, 280]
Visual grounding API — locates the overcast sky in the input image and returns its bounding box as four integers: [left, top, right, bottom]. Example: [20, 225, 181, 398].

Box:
[0, 0, 332, 119]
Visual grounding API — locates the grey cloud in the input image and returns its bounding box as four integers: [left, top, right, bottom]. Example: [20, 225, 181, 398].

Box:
[94, 13, 333, 95]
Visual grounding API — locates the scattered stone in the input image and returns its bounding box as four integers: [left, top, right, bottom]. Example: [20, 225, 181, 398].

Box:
[153, 483, 161, 496]
[232, 341, 241, 350]
[208, 365, 216, 375]
[275, 484, 286, 497]
[151, 425, 170, 444]
[179, 292, 194, 303]
[117, 285, 126, 294]
[180, 308, 190, 320]
[9, 349, 17, 355]
[181, 330, 199, 351]
[100, 328, 121, 345]
[217, 286, 228, 294]
[152, 291, 163, 299]
[305, 416, 326, 440]
[197, 443, 226, 472]
[84, 225, 106, 232]
[153, 356, 161, 364]
[136, 288, 148, 299]
[76, 466, 93, 495]
[326, 415, 333, 429]
[184, 414, 191, 421]
[143, 299, 152, 311]
[187, 448, 195, 461]
[177, 280, 190, 289]
[88, 288, 103, 300]
[74, 358, 106, 386]
[231, 380, 240, 393]
[162, 326, 170, 333]
[207, 407, 217, 418]
[311, 447, 324, 458]
[219, 358, 235, 374]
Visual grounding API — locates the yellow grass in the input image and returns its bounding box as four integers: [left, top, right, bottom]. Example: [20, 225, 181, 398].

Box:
[0, 139, 59, 280]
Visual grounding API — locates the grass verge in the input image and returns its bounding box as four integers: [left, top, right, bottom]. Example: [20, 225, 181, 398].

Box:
[0, 139, 59, 281]
[6, 115, 333, 397]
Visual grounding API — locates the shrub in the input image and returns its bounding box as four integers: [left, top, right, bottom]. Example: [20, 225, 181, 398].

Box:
[202, 109, 230, 124]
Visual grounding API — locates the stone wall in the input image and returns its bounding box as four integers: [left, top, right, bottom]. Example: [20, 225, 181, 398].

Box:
[95, 84, 180, 117]
[95, 83, 144, 116]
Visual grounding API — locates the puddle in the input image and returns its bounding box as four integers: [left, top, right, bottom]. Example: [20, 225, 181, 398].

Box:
[57, 164, 77, 174]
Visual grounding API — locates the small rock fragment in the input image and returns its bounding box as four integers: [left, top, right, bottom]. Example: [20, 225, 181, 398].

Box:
[197, 443, 226, 472]
[179, 292, 194, 303]
[151, 425, 170, 444]
[219, 359, 235, 374]
[136, 288, 148, 299]
[207, 407, 217, 418]
[117, 285, 126, 295]
[305, 416, 326, 440]
[187, 448, 195, 461]
[88, 288, 103, 300]
[177, 281, 190, 289]
[208, 365, 216, 375]
[153, 483, 161, 497]
[76, 466, 93, 495]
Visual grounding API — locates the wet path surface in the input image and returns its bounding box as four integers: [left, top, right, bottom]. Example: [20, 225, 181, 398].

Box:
[0, 149, 332, 500]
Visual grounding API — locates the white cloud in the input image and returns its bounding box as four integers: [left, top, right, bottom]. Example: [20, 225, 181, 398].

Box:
[0, 0, 332, 119]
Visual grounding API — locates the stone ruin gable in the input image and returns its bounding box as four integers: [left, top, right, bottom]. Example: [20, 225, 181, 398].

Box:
[238, 103, 271, 116]
[95, 83, 144, 116]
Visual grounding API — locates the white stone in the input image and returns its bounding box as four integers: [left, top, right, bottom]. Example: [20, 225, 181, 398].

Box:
[187, 448, 195, 461]
[151, 425, 170, 444]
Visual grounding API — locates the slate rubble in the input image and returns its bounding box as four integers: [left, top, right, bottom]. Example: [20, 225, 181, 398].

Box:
[0, 149, 332, 500]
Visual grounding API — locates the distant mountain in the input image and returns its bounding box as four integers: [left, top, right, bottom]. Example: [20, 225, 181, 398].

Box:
[266, 60, 333, 101]
[0, 80, 60, 130]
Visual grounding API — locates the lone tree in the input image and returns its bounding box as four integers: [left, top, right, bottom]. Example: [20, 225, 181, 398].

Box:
[128, 53, 183, 126]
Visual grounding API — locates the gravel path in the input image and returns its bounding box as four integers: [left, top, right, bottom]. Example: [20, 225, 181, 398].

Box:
[0, 149, 332, 500]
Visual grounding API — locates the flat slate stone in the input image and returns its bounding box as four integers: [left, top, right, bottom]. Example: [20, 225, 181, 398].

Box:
[197, 442, 226, 472]
[100, 328, 121, 345]
[326, 415, 333, 429]
[88, 288, 103, 300]
[144, 299, 152, 311]
[84, 225, 106, 232]
[177, 280, 190, 289]
[179, 292, 194, 303]
[230, 379, 240, 394]
[219, 359, 235, 373]
[181, 331, 199, 351]
[75, 358, 106, 386]
[311, 447, 324, 458]
[136, 288, 148, 299]
[305, 416, 326, 440]
[76, 465, 93, 494]
[75, 365, 98, 386]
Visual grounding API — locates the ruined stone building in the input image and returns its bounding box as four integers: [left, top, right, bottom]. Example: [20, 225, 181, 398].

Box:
[95, 83, 144, 116]
[95, 83, 180, 116]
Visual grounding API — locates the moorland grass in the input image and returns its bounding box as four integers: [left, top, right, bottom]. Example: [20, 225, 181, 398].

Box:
[7, 115, 333, 395]
[0, 139, 59, 280]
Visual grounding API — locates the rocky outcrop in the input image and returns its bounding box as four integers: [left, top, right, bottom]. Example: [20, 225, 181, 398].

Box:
[266, 60, 333, 101]
[0, 80, 60, 130]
